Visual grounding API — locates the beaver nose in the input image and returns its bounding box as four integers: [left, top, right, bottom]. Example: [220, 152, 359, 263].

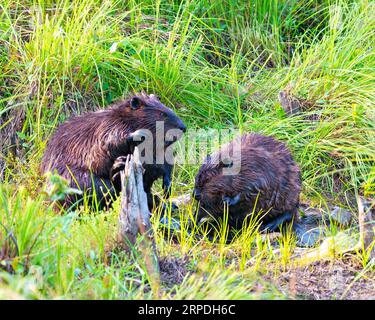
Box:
[193, 189, 201, 201]
[179, 123, 186, 133]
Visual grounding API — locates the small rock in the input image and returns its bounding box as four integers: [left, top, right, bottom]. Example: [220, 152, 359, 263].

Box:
[328, 207, 353, 226]
[295, 226, 325, 248]
[159, 216, 181, 232]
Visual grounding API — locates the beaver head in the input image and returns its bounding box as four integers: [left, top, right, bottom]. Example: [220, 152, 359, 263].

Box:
[193, 133, 302, 230]
[193, 145, 241, 222]
[112, 93, 186, 146]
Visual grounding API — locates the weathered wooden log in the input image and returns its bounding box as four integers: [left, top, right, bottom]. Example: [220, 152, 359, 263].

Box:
[117, 147, 160, 296]
[118, 155, 138, 246]
[118, 148, 155, 245]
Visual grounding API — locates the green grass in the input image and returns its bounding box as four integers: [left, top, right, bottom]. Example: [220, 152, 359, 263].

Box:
[0, 0, 374, 299]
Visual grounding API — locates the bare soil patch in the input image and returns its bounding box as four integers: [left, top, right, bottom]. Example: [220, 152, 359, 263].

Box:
[275, 257, 375, 300]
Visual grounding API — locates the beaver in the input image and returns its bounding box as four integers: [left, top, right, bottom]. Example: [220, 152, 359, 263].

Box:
[41, 93, 186, 210]
[193, 133, 318, 246]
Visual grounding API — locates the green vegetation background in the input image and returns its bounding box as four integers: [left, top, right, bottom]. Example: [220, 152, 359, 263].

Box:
[0, 0, 374, 299]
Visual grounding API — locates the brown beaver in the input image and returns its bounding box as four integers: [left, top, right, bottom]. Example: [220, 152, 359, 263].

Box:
[41, 93, 186, 210]
[193, 133, 318, 246]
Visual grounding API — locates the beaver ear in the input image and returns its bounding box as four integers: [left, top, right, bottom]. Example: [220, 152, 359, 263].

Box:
[130, 96, 142, 110]
[203, 155, 212, 165]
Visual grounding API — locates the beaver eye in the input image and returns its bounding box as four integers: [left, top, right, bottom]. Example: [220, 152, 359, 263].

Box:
[201, 177, 209, 185]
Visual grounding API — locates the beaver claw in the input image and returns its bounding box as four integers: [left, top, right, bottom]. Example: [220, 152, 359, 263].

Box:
[110, 156, 128, 182]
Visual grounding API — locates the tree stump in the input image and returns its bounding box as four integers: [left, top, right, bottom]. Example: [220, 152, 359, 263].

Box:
[118, 147, 160, 296]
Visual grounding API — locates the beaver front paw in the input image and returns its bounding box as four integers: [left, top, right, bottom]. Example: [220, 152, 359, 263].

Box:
[110, 156, 129, 183]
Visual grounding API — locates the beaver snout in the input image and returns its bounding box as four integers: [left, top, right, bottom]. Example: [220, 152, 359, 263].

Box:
[178, 122, 187, 133]
[193, 189, 201, 201]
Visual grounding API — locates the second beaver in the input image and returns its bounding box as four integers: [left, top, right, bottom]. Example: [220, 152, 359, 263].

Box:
[193, 133, 318, 246]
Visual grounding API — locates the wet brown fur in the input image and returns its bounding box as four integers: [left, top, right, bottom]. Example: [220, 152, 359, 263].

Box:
[41, 93, 186, 210]
[194, 133, 302, 230]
